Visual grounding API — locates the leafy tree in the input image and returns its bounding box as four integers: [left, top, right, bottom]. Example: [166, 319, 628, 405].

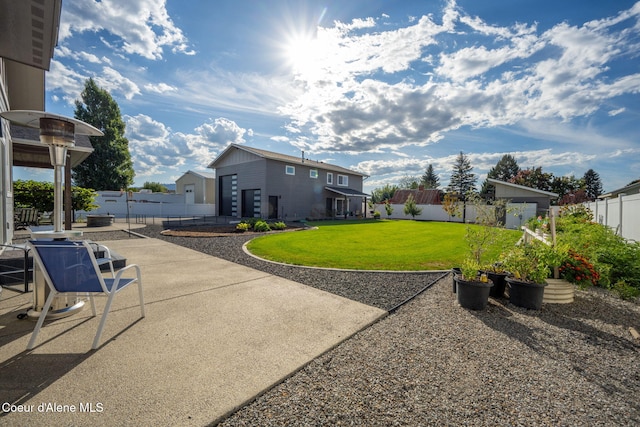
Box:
[398, 175, 420, 189]
[384, 200, 393, 217]
[421, 164, 440, 188]
[583, 169, 603, 200]
[403, 194, 422, 219]
[509, 167, 554, 193]
[481, 154, 520, 198]
[71, 186, 100, 212]
[13, 180, 98, 212]
[13, 180, 54, 212]
[442, 192, 461, 221]
[143, 181, 168, 193]
[551, 175, 583, 203]
[446, 151, 477, 199]
[370, 184, 398, 203]
[73, 78, 135, 190]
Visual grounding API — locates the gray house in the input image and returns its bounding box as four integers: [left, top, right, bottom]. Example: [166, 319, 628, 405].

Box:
[208, 144, 370, 220]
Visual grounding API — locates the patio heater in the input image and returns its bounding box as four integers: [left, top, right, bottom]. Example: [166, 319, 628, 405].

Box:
[0, 110, 103, 318]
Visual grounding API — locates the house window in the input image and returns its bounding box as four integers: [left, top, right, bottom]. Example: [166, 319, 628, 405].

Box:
[337, 174, 348, 186]
[310, 169, 318, 179]
[327, 172, 333, 185]
[285, 165, 295, 175]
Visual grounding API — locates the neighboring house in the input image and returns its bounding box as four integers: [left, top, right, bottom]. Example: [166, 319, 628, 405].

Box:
[208, 144, 370, 220]
[0, 1, 64, 244]
[176, 170, 216, 204]
[388, 187, 441, 205]
[488, 178, 558, 216]
[599, 181, 640, 199]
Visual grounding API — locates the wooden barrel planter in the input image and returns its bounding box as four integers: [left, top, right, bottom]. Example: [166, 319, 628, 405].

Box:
[86, 214, 115, 227]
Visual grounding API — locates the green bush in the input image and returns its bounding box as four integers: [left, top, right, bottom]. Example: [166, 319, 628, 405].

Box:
[241, 218, 260, 229]
[271, 221, 287, 230]
[236, 222, 250, 232]
[253, 220, 271, 232]
[373, 211, 381, 219]
[556, 207, 640, 290]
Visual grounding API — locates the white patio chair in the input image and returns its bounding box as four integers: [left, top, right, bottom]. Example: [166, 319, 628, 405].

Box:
[26, 240, 145, 350]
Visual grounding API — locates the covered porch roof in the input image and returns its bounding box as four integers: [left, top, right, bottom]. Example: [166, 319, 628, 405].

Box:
[325, 186, 370, 198]
[10, 124, 93, 169]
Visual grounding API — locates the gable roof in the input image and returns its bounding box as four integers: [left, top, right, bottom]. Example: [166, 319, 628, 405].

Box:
[179, 170, 216, 180]
[600, 181, 640, 199]
[487, 178, 559, 198]
[389, 188, 441, 205]
[208, 143, 368, 177]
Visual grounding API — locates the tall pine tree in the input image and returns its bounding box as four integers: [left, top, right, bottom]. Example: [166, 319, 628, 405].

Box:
[421, 164, 440, 188]
[583, 169, 603, 201]
[73, 78, 134, 190]
[447, 151, 477, 199]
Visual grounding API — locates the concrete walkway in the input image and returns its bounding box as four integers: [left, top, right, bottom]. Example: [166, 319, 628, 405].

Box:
[0, 233, 386, 425]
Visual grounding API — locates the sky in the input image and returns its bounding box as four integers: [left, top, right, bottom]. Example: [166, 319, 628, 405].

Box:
[16, 0, 640, 193]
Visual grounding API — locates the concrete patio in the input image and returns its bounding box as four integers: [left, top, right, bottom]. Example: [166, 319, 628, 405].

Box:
[0, 231, 386, 425]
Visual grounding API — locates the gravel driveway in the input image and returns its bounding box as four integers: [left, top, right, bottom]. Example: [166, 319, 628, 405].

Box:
[97, 225, 640, 425]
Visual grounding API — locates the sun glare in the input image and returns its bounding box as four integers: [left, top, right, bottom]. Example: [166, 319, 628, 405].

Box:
[285, 33, 320, 75]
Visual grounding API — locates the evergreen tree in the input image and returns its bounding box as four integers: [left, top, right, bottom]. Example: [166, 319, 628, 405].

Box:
[403, 194, 422, 219]
[73, 78, 135, 190]
[421, 164, 440, 188]
[583, 169, 603, 201]
[481, 154, 520, 198]
[446, 151, 477, 199]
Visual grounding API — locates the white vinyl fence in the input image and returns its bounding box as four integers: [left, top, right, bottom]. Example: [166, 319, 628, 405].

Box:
[76, 191, 216, 220]
[372, 202, 537, 229]
[584, 193, 640, 242]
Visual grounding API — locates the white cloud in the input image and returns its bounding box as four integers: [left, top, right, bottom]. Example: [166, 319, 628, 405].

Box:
[144, 83, 177, 94]
[59, 0, 193, 60]
[125, 115, 250, 176]
[94, 67, 141, 100]
[279, 1, 640, 155]
[46, 60, 88, 103]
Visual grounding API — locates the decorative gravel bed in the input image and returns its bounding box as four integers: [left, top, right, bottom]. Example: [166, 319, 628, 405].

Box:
[104, 224, 640, 425]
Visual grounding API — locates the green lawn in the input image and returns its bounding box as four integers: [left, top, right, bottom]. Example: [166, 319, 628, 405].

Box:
[246, 219, 521, 271]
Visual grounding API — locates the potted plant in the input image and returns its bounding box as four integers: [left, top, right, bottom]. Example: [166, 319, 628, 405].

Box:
[455, 257, 494, 310]
[500, 241, 553, 310]
[482, 262, 509, 299]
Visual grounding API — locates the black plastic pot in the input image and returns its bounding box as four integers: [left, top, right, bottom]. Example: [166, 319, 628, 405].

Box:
[451, 267, 461, 293]
[485, 271, 508, 298]
[455, 275, 493, 310]
[506, 277, 547, 310]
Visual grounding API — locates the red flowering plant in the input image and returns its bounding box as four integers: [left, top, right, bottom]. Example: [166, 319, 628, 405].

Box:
[559, 250, 600, 287]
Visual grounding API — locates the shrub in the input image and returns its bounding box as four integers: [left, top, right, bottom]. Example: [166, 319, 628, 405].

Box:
[271, 221, 287, 230]
[559, 250, 600, 287]
[242, 217, 260, 229]
[556, 207, 640, 291]
[373, 211, 381, 219]
[253, 220, 271, 232]
[236, 222, 250, 232]
[613, 281, 640, 300]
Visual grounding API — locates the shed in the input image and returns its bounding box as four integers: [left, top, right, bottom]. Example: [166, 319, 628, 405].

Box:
[176, 170, 216, 204]
[487, 178, 558, 216]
